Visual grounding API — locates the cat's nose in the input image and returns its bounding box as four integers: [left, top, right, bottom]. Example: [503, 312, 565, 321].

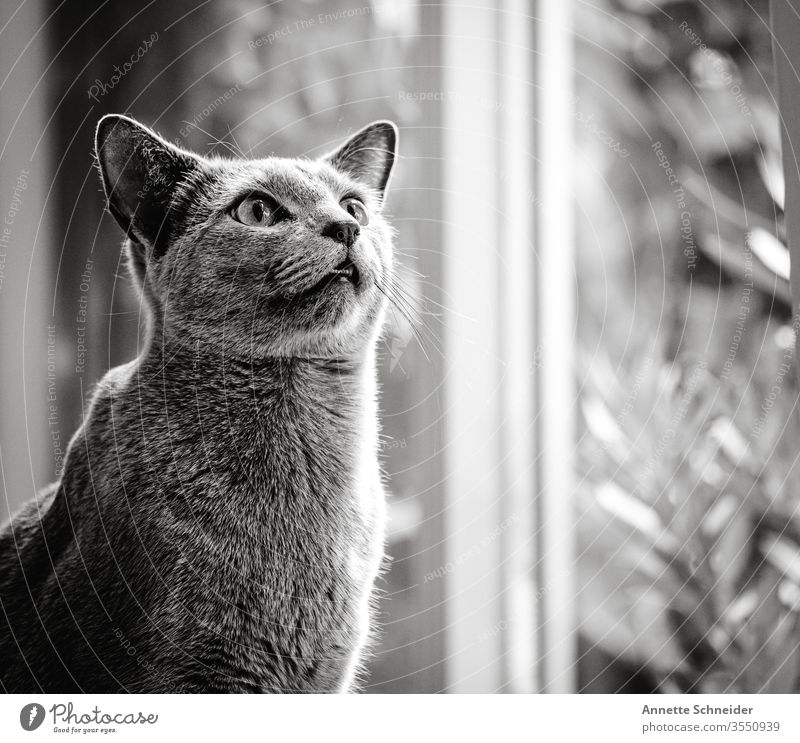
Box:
[322, 219, 360, 248]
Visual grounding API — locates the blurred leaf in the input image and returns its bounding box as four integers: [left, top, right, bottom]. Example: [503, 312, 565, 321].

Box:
[683, 168, 784, 238]
[760, 612, 800, 692]
[704, 495, 753, 608]
[748, 228, 790, 282]
[697, 231, 791, 306]
[756, 148, 785, 210]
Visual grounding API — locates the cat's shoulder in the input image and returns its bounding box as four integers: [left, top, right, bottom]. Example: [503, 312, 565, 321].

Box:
[89, 358, 140, 400]
[73, 358, 141, 435]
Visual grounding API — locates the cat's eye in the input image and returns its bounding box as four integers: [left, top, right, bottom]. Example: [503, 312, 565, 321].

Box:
[340, 197, 369, 226]
[232, 194, 283, 227]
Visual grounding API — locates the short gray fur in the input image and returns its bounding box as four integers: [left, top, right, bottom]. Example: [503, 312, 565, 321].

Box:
[0, 115, 398, 692]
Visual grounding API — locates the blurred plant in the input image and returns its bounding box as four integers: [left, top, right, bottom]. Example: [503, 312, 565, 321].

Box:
[575, 0, 800, 692]
[578, 346, 800, 692]
[574, 0, 785, 356]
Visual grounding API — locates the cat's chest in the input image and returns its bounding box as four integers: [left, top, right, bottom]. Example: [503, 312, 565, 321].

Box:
[133, 382, 380, 556]
[147, 394, 382, 607]
[151, 391, 359, 506]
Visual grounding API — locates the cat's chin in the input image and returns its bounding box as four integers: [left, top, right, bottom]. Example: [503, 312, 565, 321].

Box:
[282, 263, 374, 327]
[279, 283, 383, 356]
[303, 272, 360, 300]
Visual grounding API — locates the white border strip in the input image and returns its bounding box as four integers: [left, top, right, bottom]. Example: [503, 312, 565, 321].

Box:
[536, 0, 577, 693]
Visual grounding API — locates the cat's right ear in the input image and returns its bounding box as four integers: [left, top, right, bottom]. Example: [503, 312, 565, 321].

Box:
[323, 121, 398, 199]
[95, 114, 199, 252]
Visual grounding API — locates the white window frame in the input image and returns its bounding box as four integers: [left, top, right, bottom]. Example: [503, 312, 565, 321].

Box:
[442, 0, 576, 693]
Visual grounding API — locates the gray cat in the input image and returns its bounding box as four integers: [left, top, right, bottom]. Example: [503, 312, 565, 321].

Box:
[0, 114, 398, 692]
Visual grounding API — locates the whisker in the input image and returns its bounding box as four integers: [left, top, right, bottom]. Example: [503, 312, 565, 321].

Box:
[375, 279, 441, 362]
[225, 124, 247, 159]
[189, 122, 244, 159]
[388, 273, 447, 318]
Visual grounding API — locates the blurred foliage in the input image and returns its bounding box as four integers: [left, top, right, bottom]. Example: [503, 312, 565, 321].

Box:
[580, 352, 800, 692]
[576, 0, 800, 691]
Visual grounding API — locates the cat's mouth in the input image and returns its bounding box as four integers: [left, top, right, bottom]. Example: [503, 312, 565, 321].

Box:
[304, 258, 360, 295]
[329, 258, 360, 286]
[286, 258, 364, 305]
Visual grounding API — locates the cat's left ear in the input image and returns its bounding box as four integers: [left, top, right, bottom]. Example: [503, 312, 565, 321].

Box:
[323, 121, 398, 198]
[95, 114, 201, 253]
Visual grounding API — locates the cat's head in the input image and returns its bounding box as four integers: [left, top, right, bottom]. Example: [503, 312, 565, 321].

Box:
[95, 114, 397, 359]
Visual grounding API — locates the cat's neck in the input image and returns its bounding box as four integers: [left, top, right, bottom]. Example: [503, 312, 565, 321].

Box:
[135, 334, 374, 406]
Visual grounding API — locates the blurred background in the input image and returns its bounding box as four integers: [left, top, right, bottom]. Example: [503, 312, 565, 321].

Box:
[1, 0, 799, 693]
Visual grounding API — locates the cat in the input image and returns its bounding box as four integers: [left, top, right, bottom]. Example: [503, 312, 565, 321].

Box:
[0, 114, 398, 692]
